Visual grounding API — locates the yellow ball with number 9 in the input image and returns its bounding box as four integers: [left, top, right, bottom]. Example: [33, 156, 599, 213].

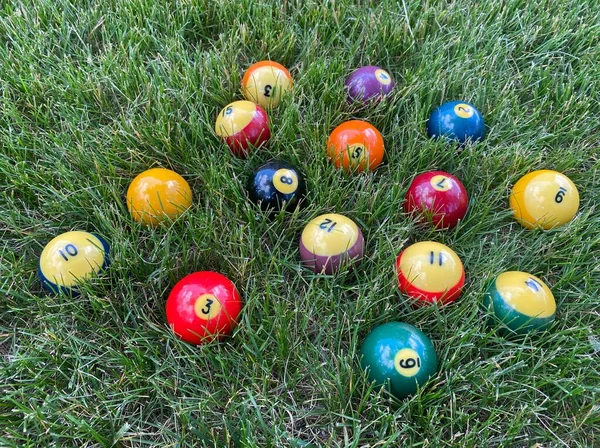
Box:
[509, 170, 579, 229]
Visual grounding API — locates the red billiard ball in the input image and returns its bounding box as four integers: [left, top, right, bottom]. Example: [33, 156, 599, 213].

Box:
[396, 241, 465, 305]
[215, 100, 270, 158]
[166, 271, 243, 345]
[404, 171, 468, 229]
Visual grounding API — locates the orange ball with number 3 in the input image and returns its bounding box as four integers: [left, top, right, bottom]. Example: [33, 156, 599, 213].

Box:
[327, 120, 385, 173]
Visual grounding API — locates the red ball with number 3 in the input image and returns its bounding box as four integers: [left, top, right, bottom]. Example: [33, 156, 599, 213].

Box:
[166, 271, 243, 345]
[404, 170, 469, 229]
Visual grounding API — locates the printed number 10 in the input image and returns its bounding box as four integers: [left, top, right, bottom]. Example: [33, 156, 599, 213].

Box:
[58, 244, 78, 261]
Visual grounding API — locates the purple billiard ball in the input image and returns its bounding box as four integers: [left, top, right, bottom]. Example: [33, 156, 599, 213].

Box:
[345, 66, 394, 104]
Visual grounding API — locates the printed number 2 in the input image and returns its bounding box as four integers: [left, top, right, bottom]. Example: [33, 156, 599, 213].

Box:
[555, 187, 567, 203]
[58, 244, 78, 262]
[264, 85, 272, 97]
[319, 218, 337, 232]
[429, 251, 443, 266]
[201, 298, 214, 315]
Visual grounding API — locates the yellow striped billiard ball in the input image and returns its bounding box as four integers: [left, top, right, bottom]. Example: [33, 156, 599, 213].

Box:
[38, 231, 110, 295]
[509, 170, 579, 229]
[241, 61, 293, 109]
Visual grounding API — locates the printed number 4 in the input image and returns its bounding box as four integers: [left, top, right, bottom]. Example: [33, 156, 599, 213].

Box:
[319, 218, 337, 232]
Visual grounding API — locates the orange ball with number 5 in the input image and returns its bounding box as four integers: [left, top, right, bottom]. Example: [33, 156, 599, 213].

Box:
[327, 120, 385, 173]
[166, 271, 243, 345]
[509, 170, 579, 229]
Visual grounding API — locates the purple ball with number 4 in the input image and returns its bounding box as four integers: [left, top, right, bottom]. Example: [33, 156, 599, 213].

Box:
[345, 66, 395, 104]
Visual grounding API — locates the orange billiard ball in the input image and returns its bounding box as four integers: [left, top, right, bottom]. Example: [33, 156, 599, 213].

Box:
[126, 168, 192, 226]
[241, 61, 293, 109]
[215, 100, 270, 158]
[326, 120, 385, 172]
[166, 271, 243, 345]
[396, 241, 465, 305]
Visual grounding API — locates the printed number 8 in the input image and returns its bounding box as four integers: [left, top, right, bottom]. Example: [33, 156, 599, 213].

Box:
[280, 176, 293, 185]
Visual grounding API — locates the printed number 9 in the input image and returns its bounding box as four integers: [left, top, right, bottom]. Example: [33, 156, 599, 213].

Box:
[555, 187, 567, 203]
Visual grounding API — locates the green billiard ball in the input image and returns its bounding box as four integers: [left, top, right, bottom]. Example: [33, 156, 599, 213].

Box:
[483, 271, 556, 334]
[360, 322, 438, 400]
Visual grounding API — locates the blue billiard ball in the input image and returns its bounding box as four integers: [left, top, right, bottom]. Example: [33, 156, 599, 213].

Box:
[426, 101, 485, 144]
[246, 160, 306, 213]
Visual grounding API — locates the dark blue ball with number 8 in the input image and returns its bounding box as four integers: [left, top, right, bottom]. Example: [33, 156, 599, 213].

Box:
[427, 100, 485, 144]
[246, 160, 306, 213]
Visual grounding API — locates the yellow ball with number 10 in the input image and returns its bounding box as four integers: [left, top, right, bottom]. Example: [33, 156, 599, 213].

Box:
[509, 170, 579, 229]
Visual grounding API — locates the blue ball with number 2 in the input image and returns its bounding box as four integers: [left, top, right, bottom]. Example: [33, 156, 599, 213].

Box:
[427, 100, 485, 144]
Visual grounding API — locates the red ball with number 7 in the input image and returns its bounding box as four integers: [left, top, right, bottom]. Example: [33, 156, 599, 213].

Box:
[166, 271, 243, 345]
[404, 170, 469, 229]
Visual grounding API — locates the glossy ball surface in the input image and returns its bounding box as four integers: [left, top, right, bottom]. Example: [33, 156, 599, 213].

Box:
[509, 170, 579, 229]
[38, 231, 110, 295]
[241, 61, 293, 109]
[361, 322, 438, 400]
[427, 101, 485, 144]
[247, 160, 306, 213]
[166, 271, 243, 345]
[404, 170, 469, 229]
[299, 213, 364, 274]
[345, 65, 394, 104]
[215, 100, 270, 157]
[483, 271, 556, 334]
[396, 241, 465, 305]
[127, 168, 192, 226]
[327, 120, 385, 172]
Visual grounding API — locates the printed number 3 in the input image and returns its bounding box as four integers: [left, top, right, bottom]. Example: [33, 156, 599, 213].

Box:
[319, 218, 337, 232]
[201, 298, 214, 315]
[264, 85, 272, 97]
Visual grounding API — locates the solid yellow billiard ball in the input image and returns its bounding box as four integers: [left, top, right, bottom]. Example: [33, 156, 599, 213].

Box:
[38, 231, 110, 295]
[126, 168, 192, 226]
[483, 271, 556, 334]
[509, 170, 579, 229]
[396, 241, 465, 305]
[241, 61, 293, 108]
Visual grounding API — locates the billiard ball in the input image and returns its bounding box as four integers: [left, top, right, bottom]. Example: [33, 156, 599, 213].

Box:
[327, 120, 385, 172]
[396, 241, 465, 305]
[404, 170, 469, 229]
[246, 160, 306, 213]
[215, 100, 270, 158]
[483, 271, 556, 334]
[127, 167, 192, 226]
[38, 230, 110, 295]
[299, 213, 365, 274]
[509, 169, 579, 229]
[344, 65, 394, 104]
[360, 322, 438, 400]
[166, 271, 243, 345]
[427, 101, 485, 144]
[241, 60, 293, 109]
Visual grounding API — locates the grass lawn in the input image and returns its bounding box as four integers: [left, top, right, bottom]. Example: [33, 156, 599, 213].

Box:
[2, 0, 599, 446]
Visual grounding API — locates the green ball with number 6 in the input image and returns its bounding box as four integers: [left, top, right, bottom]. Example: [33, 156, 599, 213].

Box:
[360, 322, 438, 400]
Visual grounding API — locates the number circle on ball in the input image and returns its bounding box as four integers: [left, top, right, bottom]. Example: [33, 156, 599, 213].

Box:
[394, 348, 422, 377]
[194, 294, 222, 320]
[509, 170, 579, 229]
[39, 231, 109, 293]
[374, 69, 392, 85]
[272, 168, 298, 195]
[454, 103, 474, 118]
[396, 241, 465, 304]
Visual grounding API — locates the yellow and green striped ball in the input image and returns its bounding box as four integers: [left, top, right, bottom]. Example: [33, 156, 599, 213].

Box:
[483, 271, 556, 334]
